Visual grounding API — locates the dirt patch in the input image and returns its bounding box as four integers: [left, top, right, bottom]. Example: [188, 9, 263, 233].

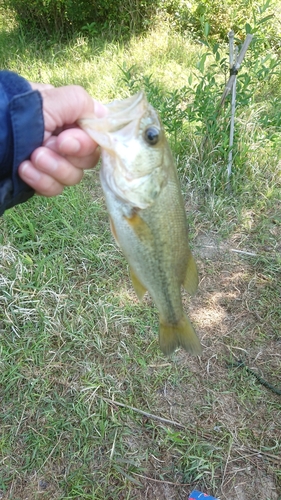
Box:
[224, 471, 279, 500]
[142, 229, 281, 500]
[1, 219, 280, 500]
[3, 474, 63, 500]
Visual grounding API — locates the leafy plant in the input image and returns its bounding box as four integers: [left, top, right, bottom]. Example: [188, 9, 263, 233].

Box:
[3, 0, 162, 37]
[120, 4, 280, 196]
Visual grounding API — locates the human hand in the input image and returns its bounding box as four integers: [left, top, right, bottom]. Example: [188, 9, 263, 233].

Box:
[18, 84, 106, 197]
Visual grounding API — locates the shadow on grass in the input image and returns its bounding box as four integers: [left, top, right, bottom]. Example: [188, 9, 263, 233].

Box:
[0, 4, 148, 74]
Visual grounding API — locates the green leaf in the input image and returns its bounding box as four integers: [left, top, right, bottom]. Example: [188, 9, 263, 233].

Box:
[197, 52, 209, 73]
[257, 14, 274, 25]
[204, 22, 210, 37]
[245, 23, 252, 34]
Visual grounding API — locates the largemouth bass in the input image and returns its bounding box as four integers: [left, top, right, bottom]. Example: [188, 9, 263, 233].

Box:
[80, 91, 202, 355]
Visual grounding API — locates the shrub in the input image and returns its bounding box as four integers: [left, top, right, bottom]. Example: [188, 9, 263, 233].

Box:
[3, 0, 279, 44]
[164, 0, 279, 49]
[3, 0, 161, 37]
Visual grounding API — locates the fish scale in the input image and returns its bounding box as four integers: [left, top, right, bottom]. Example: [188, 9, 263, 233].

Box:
[80, 91, 202, 356]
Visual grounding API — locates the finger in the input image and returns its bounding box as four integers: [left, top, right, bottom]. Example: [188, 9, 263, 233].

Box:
[29, 82, 54, 91]
[45, 127, 99, 158]
[39, 138, 100, 171]
[62, 148, 100, 170]
[30, 147, 85, 185]
[18, 161, 65, 197]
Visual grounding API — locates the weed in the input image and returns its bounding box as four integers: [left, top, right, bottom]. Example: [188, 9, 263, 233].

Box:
[0, 5, 281, 500]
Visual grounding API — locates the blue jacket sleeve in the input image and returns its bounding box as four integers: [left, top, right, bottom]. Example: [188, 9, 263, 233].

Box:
[0, 71, 44, 216]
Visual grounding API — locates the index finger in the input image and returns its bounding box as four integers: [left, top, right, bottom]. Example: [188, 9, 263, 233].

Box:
[44, 128, 99, 157]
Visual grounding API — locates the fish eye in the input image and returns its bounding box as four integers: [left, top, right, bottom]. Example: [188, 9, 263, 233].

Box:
[144, 127, 159, 146]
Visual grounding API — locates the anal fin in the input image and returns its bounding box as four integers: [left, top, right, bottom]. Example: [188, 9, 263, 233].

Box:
[183, 250, 198, 296]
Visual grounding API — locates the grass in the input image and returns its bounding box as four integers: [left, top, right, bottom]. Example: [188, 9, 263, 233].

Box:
[1, 4, 281, 500]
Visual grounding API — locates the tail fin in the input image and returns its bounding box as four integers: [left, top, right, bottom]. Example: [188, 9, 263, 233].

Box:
[159, 314, 202, 356]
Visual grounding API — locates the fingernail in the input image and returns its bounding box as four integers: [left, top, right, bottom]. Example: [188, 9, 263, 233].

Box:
[93, 100, 108, 118]
[60, 137, 81, 153]
[44, 137, 57, 150]
[35, 150, 58, 172]
[21, 162, 41, 182]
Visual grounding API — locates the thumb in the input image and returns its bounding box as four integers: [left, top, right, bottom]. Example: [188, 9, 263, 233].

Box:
[40, 85, 107, 135]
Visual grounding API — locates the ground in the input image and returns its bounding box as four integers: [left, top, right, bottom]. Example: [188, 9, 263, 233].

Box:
[0, 180, 280, 500]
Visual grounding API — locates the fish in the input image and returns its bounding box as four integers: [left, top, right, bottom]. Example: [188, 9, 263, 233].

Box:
[80, 91, 202, 355]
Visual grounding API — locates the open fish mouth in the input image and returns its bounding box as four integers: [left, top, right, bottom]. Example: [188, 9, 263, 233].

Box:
[80, 91, 146, 134]
[79, 91, 166, 209]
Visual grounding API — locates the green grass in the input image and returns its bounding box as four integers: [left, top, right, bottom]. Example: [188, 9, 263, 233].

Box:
[1, 4, 281, 500]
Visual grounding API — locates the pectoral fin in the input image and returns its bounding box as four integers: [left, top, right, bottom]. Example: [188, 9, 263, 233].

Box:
[183, 250, 198, 296]
[159, 314, 202, 356]
[124, 212, 154, 245]
[130, 267, 147, 301]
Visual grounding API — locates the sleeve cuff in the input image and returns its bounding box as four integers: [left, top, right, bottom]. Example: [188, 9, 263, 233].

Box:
[0, 71, 44, 214]
[10, 89, 44, 198]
